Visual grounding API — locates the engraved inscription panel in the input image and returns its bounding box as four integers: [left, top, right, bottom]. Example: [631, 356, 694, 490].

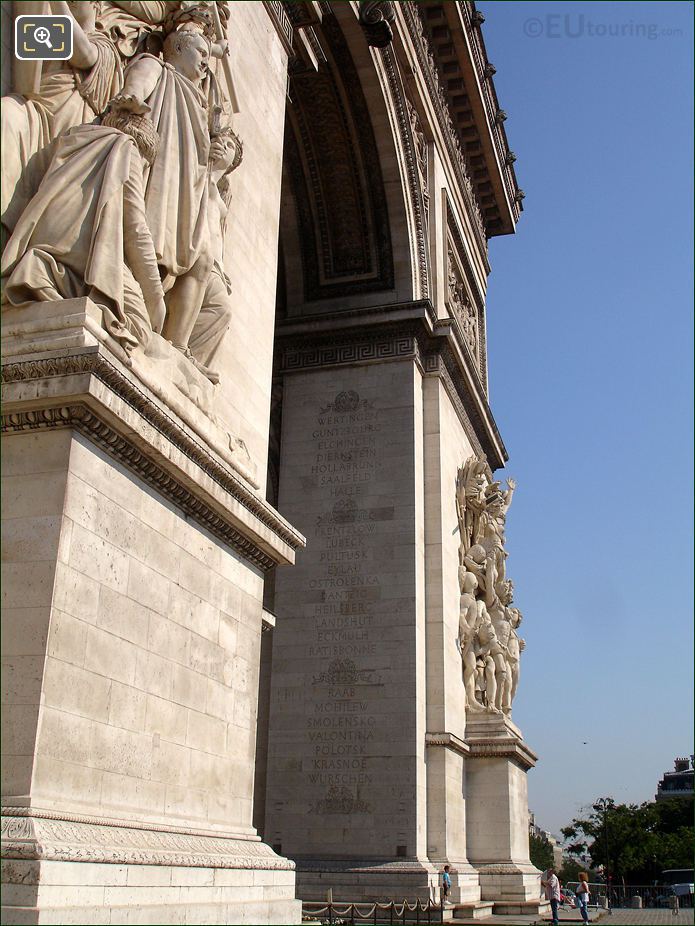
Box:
[266, 365, 420, 857]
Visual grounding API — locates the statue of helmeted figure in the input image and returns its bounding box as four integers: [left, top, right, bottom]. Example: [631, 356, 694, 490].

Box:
[455, 454, 525, 716]
[1, 0, 242, 384]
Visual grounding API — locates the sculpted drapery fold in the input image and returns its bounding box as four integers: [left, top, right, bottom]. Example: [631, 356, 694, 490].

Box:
[1, 0, 242, 386]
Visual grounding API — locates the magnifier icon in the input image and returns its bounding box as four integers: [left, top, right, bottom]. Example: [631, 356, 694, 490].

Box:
[34, 26, 53, 49]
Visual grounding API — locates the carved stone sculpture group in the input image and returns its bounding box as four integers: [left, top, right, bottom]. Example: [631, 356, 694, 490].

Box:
[1, 0, 242, 385]
[456, 455, 525, 716]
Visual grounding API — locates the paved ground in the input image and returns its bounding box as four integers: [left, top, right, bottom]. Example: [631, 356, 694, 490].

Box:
[574, 911, 694, 925]
[450, 906, 694, 925]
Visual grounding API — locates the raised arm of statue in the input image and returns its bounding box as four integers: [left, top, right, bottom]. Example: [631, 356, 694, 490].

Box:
[502, 477, 516, 513]
[119, 55, 164, 110]
[51, 1, 98, 68]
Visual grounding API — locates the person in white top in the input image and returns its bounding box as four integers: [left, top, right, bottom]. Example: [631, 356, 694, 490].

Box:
[541, 868, 561, 926]
[576, 871, 591, 924]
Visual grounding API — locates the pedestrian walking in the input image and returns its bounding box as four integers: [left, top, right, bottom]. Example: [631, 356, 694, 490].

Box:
[576, 871, 591, 924]
[542, 867, 561, 926]
[441, 864, 452, 903]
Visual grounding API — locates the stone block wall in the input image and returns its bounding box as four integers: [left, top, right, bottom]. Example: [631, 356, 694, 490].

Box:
[1, 429, 264, 831]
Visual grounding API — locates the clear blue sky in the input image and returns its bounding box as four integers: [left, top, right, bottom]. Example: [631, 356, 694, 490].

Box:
[481, 1, 694, 839]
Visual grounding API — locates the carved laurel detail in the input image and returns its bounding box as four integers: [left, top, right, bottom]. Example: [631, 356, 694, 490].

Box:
[1, 353, 302, 553]
[0, 811, 294, 870]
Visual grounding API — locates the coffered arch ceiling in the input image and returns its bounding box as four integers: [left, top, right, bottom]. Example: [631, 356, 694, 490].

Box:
[278, 6, 419, 315]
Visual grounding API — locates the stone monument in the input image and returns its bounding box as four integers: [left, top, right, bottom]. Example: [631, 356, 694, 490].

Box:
[256, 0, 544, 917]
[2, 0, 544, 922]
[1, 2, 304, 923]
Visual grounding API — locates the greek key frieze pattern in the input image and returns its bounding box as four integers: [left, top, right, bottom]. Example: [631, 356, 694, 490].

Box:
[277, 324, 499, 463]
[282, 334, 418, 371]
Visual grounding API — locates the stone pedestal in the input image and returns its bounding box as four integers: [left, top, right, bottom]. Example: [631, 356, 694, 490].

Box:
[1, 309, 304, 924]
[465, 716, 545, 915]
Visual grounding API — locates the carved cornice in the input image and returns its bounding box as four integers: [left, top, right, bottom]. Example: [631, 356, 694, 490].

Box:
[2, 353, 299, 549]
[1, 808, 294, 870]
[3, 404, 280, 570]
[465, 737, 537, 771]
[1, 351, 305, 571]
[400, 2, 487, 251]
[425, 732, 470, 756]
[415, 1, 523, 236]
[458, 1, 523, 221]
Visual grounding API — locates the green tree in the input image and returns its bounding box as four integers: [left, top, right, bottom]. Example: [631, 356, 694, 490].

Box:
[529, 833, 554, 872]
[561, 796, 694, 883]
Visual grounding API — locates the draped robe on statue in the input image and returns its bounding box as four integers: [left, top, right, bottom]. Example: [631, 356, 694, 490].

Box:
[1, 33, 122, 233]
[1, 124, 164, 350]
[133, 55, 211, 287]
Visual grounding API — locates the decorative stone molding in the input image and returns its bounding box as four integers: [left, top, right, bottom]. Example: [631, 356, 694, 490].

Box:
[263, 1, 294, 54]
[282, 329, 420, 372]
[425, 732, 470, 757]
[294, 857, 437, 872]
[457, 1, 523, 222]
[275, 303, 506, 468]
[1, 348, 305, 571]
[358, 0, 396, 48]
[465, 739, 537, 771]
[414, 1, 523, 233]
[1, 809, 294, 870]
[474, 862, 541, 876]
[400, 3, 486, 248]
[378, 47, 430, 300]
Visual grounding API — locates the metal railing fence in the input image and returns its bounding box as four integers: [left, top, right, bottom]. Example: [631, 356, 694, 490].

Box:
[565, 882, 694, 910]
[301, 899, 445, 925]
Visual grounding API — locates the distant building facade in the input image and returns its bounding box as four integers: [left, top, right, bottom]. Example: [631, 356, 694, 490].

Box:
[656, 757, 695, 801]
[528, 812, 564, 870]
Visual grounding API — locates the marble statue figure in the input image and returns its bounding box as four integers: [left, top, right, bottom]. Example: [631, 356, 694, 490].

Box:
[456, 455, 525, 716]
[1, 1, 242, 386]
